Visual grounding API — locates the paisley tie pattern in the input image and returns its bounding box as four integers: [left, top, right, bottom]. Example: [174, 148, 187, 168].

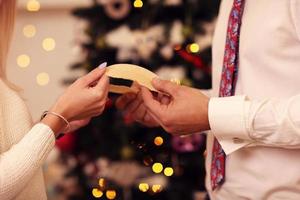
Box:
[211, 0, 245, 190]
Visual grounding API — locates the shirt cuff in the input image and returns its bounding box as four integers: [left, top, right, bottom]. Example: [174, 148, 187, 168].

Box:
[208, 95, 253, 154]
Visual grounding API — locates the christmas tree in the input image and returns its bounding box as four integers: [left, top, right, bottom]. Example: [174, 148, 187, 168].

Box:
[57, 0, 220, 199]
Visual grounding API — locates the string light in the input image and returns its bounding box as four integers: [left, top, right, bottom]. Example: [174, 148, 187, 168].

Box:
[164, 167, 174, 177]
[36, 72, 50, 86]
[189, 43, 200, 53]
[23, 25, 36, 38]
[152, 184, 162, 193]
[27, 0, 40, 12]
[98, 178, 106, 188]
[106, 190, 117, 199]
[17, 54, 30, 68]
[154, 136, 164, 146]
[138, 183, 149, 192]
[152, 163, 163, 174]
[133, 0, 143, 8]
[42, 37, 56, 51]
[92, 188, 103, 198]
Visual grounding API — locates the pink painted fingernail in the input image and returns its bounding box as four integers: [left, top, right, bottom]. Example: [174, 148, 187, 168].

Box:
[98, 62, 107, 69]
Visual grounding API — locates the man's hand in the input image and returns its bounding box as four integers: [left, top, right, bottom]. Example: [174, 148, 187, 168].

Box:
[116, 83, 162, 127]
[140, 78, 210, 136]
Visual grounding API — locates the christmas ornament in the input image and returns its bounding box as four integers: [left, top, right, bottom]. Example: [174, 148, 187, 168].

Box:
[101, 0, 131, 20]
[155, 66, 186, 81]
[105, 25, 165, 61]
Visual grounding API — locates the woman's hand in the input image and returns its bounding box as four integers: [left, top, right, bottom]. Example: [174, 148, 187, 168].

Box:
[68, 118, 91, 132]
[42, 65, 109, 134]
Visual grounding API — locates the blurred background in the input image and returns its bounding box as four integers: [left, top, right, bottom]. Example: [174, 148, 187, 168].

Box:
[7, 0, 220, 199]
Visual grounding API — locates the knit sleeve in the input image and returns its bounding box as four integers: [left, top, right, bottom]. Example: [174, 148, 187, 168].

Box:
[0, 123, 55, 200]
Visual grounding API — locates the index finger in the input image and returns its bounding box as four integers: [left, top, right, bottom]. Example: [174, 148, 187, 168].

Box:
[141, 86, 165, 118]
[95, 75, 109, 97]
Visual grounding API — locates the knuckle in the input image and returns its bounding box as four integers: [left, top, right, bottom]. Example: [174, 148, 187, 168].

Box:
[161, 117, 170, 127]
[94, 90, 104, 99]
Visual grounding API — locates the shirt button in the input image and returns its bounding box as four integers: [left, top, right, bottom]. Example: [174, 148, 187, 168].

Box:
[233, 137, 244, 144]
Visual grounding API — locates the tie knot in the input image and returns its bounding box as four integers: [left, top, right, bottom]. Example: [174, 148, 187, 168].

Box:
[234, 0, 245, 8]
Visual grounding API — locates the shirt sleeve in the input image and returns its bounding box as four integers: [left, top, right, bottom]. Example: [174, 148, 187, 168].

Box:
[208, 95, 300, 154]
[0, 123, 55, 200]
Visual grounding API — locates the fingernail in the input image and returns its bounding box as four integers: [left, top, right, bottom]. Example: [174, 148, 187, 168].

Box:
[98, 62, 107, 69]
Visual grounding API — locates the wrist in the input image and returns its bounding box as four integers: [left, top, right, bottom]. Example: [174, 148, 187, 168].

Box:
[41, 114, 66, 137]
[50, 103, 71, 121]
[201, 97, 211, 131]
[205, 98, 211, 130]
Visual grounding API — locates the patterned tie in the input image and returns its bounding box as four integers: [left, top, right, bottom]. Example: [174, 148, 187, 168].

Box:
[210, 0, 245, 190]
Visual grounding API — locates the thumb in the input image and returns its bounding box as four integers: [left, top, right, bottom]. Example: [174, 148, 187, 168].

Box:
[141, 86, 164, 119]
[152, 78, 178, 96]
[81, 63, 107, 86]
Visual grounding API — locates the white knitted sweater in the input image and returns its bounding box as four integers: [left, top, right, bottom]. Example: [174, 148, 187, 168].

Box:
[0, 79, 55, 200]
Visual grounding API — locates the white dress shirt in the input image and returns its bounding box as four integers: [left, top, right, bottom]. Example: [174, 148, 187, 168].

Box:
[206, 0, 300, 199]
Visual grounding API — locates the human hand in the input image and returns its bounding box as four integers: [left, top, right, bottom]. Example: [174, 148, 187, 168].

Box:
[42, 64, 109, 134]
[116, 83, 170, 127]
[68, 118, 91, 133]
[140, 78, 210, 136]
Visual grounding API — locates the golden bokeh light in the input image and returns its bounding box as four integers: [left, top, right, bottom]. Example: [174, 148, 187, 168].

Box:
[23, 25, 36, 38]
[138, 183, 149, 192]
[17, 54, 30, 68]
[189, 43, 200, 53]
[154, 136, 164, 146]
[27, 0, 40, 12]
[152, 163, 163, 174]
[106, 190, 117, 199]
[152, 184, 162, 193]
[164, 167, 174, 177]
[92, 188, 103, 198]
[98, 178, 106, 188]
[133, 0, 143, 8]
[42, 38, 56, 51]
[36, 72, 50, 86]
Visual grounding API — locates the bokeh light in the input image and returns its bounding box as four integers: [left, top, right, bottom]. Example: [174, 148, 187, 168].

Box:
[138, 183, 149, 192]
[106, 190, 117, 199]
[154, 136, 164, 146]
[42, 38, 56, 51]
[133, 0, 143, 8]
[189, 43, 200, 53]
[152, 163, 163, 174]
[152, 184, 162, 193]
[17, 54, 30, 68]
[27, 0, 40, 12]
[98, 178, 105, 188]
[92, 188, 103, 198]
[164, 167, 174, 177]
[23, 25, 36, 38]
[36, 72, 50, 86]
